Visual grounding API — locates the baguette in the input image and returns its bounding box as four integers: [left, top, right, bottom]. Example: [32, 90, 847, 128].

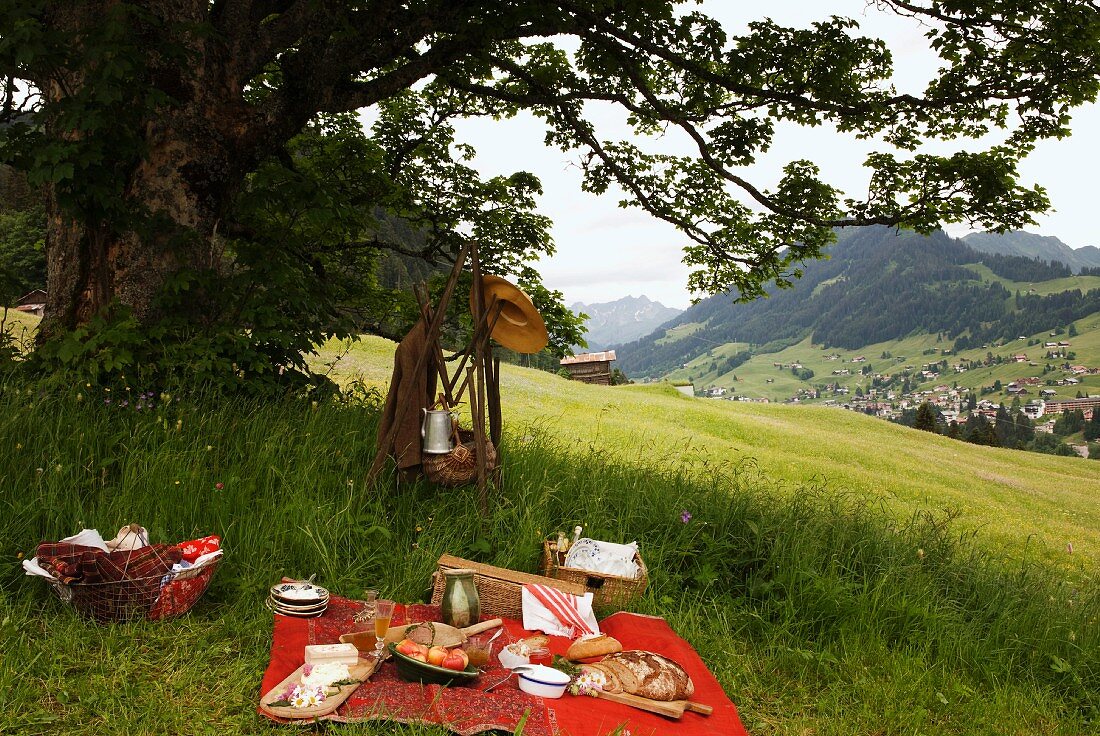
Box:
[566, 634, 622, 661]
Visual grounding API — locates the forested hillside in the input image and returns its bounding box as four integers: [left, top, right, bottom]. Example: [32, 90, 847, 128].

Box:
[617, 227, 1100, 378]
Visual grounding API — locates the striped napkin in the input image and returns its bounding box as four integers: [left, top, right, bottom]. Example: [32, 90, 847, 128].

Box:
[521, 583, 599, 638]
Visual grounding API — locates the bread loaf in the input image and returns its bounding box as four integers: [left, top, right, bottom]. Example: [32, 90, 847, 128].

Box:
[600, 650, 695, 701]
[583, 663, 623, 693]
[566, 634, 622, 661]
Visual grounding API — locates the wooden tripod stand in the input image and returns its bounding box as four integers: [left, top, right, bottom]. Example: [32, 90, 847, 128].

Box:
[366, 242, 502, 510]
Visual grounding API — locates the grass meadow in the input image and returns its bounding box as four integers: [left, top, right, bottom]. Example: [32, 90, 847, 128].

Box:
[1, 336, 1098, 735]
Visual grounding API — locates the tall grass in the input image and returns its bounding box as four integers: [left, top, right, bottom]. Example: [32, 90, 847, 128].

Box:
[0, 383, 1096, 734]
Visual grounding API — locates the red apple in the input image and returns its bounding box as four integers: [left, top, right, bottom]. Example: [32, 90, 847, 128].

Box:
[441, 650, 467, 671]
[396, 638, 428, 660]
[427, 646, 448, 666]
[451, 648, 469, 668]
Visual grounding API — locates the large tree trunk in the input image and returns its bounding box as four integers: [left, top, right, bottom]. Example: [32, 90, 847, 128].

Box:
[38, 0, 255, 342]
[41, 121, 232, 340]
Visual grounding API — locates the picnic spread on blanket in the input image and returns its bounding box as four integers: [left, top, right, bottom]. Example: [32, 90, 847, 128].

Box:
[257, 572, 748, 736]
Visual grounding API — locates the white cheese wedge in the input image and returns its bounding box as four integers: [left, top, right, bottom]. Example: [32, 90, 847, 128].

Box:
[304, 643, 360, 666]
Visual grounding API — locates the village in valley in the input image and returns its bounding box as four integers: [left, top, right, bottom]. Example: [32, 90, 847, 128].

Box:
[612, 317, 1100, 457]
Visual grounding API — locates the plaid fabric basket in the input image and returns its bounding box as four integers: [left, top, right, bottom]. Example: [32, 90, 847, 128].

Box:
[39, 541, 220, 623]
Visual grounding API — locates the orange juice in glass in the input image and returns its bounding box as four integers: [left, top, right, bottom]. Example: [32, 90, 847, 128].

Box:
[373, 599, 394, 660]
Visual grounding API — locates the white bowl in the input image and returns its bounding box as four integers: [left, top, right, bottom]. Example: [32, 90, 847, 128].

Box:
[497, 648, 530, 669]
[517, 665, 570, 699]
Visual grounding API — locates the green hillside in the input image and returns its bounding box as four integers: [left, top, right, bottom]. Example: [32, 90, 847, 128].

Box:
[665, 312, 1100, 404]
[321, 336, 1100, 571]
[963, 262, 1100, 296]
[618, 229, 1100, 404]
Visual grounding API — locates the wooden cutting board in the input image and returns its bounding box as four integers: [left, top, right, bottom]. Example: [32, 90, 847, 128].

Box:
[594, 690, 714, 719]
[259, 656, 379, 720]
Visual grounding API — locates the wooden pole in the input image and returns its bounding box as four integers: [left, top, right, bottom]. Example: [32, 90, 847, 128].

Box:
[469, 243, 490, 511]
[488, 355, 502, 447]
[450, 299, 502, 405]
[413, 284, 455, 407]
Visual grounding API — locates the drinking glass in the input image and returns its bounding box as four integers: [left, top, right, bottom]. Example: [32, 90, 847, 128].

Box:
[373, 599, 394, 660]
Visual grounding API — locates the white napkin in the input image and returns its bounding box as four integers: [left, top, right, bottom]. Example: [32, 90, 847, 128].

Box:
[563, 538, 640, 578]
[60, 528, 110, 551]
[521, 584, 599, 638]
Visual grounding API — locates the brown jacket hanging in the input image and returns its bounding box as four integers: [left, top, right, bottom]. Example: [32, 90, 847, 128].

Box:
[376, 319, 438, 470]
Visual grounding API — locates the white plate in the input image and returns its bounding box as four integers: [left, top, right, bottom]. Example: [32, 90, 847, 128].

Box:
[269, 593, 329, 609]
[270, 582, 330, 604]
[268, 596, 328, 614]
[563, 538, 640, 577]
[271, 580, 330, 598]
[266, 598, 327, 618]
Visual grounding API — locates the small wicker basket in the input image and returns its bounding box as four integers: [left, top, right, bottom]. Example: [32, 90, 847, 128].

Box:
[540, 541, 648, 609]
[422, 430, 497, 486]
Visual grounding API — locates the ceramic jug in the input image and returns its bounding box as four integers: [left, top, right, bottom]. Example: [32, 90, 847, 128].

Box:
[421, 408, 455, 454]
[440, 568, 480, 629]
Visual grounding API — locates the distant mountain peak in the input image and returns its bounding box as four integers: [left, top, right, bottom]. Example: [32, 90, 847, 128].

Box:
[572, 295, 682, 350]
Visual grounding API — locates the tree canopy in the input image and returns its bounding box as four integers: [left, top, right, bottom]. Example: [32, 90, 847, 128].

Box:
[1, 1, 1098, 390]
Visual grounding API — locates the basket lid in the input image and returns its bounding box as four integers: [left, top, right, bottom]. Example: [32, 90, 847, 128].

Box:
[443, 568, 476, 576]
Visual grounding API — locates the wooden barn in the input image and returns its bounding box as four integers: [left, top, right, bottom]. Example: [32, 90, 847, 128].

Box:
[14, 289, 46, 316]
[560, 350, 617, 385]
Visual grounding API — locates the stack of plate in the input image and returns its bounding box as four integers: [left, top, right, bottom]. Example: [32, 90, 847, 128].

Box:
[267, 582, 330, 618]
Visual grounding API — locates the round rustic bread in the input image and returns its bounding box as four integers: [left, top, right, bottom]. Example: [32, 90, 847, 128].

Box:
[601, 650, 695, 701]
[585, 663, 623, 693]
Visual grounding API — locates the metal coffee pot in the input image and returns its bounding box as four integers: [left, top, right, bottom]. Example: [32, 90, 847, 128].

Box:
[421, 408, 456, 454]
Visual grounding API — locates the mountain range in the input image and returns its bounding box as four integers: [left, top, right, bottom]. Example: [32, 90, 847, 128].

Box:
[614, 227, 1100, 379]
[573, 295, 681, 350]
[963, 231, 1100, 272]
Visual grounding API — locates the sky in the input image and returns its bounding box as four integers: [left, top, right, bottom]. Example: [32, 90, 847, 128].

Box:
[450, 2, 1100, 310]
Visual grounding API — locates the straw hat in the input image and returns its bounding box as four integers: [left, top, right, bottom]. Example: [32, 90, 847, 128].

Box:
[471, 275, 549, 354]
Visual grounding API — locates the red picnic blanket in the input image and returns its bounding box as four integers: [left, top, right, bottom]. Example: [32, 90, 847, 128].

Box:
[258, 593, 748, 736]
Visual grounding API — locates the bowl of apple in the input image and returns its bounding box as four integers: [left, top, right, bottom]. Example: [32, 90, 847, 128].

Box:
[388, 640, 480, 686]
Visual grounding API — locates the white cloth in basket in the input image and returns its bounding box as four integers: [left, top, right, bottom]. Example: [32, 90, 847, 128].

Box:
[563, 538, 639, 578]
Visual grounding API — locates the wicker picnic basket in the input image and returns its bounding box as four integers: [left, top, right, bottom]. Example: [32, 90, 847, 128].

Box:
[422, 429, 497, 486]
[540, 540, 648, 609]
[429, 554, 586, 620]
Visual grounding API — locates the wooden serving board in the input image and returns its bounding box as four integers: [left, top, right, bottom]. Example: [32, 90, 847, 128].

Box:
[259, 657, 379, 720]
[593, 690, 714, 719]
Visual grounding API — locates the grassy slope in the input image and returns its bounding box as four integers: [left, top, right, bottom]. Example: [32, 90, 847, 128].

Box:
[324, 337, 1100, 570]
[962, 263, 1100, 297]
